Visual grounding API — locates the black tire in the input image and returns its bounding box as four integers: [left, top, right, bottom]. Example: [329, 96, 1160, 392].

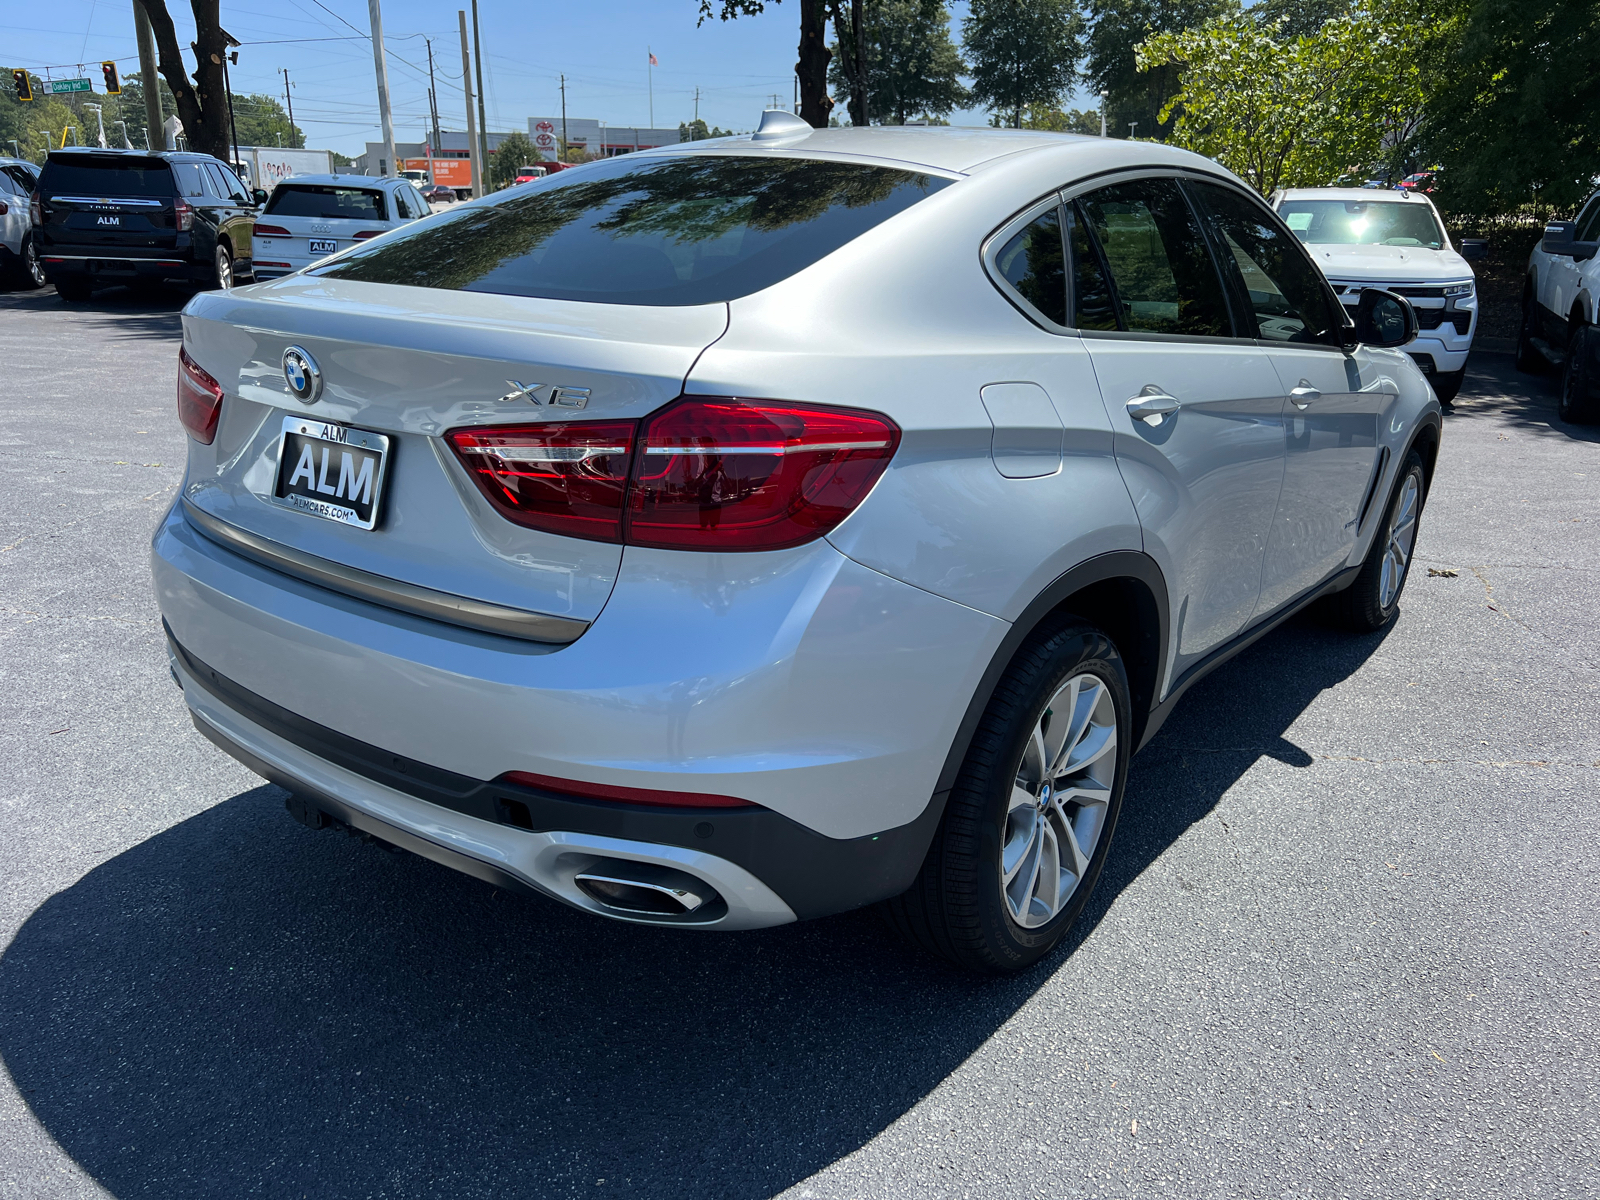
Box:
[55, 276, 94, 303]
[1431, 368, 1464, 405]
[1515, 291, 1544, 374]
[1558, 323, 1600, 424]
[1328, 450, 1427, 632]
[15, 236, 45, 289]
[210, 242, 234, 290]
[883, 620, 1132, 974]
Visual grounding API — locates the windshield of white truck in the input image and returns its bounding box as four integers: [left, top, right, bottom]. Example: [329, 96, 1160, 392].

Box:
[1278, 200, 1445, 250]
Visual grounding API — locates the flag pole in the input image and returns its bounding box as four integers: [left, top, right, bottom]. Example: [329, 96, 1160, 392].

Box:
[648, 46, 654, 128]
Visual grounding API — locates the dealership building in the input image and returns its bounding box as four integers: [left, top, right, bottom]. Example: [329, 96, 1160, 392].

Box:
[526, 117, 682, 160]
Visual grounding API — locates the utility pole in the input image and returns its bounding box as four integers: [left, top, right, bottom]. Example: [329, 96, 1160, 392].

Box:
[458, 11, 481, 196]
[133, 0, 163, 149]
[367, 0, 397, 175]
[425, 37, 443, 162]
[693, 87, 700, 125]
[559, 73, 568, 161]
[220, 34, 242, 172]
[1099, 90, 1107, 138]
[281, 69, 297, 148]
[471, 0, 489, 171]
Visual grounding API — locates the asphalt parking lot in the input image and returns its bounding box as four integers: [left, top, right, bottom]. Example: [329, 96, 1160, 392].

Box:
[0, 283, 1595, 1200]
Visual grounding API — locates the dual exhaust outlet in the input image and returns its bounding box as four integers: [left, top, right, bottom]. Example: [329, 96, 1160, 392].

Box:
[573, 858, 719, 919]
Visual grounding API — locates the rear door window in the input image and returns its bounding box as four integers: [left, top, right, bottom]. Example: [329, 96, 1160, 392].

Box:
[172, 163, 209, 196]
[1186, 181, 1342, 345]
[40, 156, 176, 197]
[312, 154, 951, 305]
[994, 207, 1066, 326]
[1065, 202, 1119, 331]
[266, 185, 388, 221]
[392, 187, 413, 219]
[1076, 178, 1233, 337]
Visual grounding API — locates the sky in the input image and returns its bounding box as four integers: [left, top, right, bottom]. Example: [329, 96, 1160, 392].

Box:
[11, 0, 1094, 156]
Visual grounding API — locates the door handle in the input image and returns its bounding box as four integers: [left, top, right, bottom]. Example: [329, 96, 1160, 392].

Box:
[1290, 382, 1321, 409]
[1125, 386, 1181, 425]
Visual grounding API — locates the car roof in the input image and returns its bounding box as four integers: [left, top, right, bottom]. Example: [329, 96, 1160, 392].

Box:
[44, 147, 220, 163]
[0, 157, 38, 170]
[1276, 187, 1428, 204]
[271, 173, 396, 189]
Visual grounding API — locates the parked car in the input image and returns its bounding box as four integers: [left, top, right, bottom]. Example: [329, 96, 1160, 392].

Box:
[422, 183, 457, 208]
[33, 147, 266, 300]
[0, 156, 44, 288]
[1519, 190, 1600, 422]
[1395, 171, 1439, 194]
[250, 175, 433, 280]
[1272, 187, 1485, 404]
[157, 117, 1440, 973]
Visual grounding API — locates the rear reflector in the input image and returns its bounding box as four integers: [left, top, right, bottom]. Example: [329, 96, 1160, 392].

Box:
[445, 421, 635, 542]
[252, 223, 292, 238]
[353, 230, 384, 240]
[497, 770, 756, 809]
[629, 398, 901, 551]
[177, 346, 223, 444]
[443, 398, 899, 552]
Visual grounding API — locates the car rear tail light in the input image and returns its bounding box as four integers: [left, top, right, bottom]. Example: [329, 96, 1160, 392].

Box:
[252, 223, 291, 238]
[446, 421, 635, 541]
[628, 397, 900, 551]
[496, 770, 756, 809]
[353, 230, 384, 240]
[174, 197, 195, 231]
[29, 191, 41, 225]
[177, 346, 223, 444]
[0, 202, 8, 216]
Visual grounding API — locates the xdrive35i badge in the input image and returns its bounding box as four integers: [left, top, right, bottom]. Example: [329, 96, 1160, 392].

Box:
[282, 346, 322, 403]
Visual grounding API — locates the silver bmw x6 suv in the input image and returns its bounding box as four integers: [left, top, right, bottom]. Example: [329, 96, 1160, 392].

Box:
[154, 115, 1440, 973]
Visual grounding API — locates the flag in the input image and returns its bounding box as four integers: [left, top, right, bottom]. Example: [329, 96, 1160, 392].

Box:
[649, 52, 658, 65]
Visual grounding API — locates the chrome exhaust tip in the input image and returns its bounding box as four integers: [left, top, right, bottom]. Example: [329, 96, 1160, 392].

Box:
[574, 859, 719, 917]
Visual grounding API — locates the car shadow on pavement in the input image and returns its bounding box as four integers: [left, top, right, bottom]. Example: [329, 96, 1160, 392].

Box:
[0, 284, 186, 340]
[0, 611, 1390, 1199]
[1450, 351, 1600, 443]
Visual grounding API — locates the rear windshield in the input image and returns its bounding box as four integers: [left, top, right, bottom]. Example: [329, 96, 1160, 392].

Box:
[266, 185, 387, 221]
[312, 154, 951, 305]
[41, 156, 174, 197]
[1278, 199, 1445, 250]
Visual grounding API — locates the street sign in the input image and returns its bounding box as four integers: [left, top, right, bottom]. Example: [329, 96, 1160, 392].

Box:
[44, 78, 93, 94]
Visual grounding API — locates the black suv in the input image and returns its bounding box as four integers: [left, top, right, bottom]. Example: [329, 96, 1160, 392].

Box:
[34, 148, 266, 301]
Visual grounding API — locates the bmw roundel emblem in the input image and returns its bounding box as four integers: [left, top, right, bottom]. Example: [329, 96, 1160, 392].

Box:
[282, 346, 322, 403]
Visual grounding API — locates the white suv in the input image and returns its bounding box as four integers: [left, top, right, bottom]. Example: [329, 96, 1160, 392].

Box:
[1272, 188, 1485, 404]
[1518, 189, 1600, 423]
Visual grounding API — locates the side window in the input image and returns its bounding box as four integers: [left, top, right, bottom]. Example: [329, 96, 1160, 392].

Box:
[1187, 181, 1342, 345]
[1578, 194, 1600, 242]
[1075, 177, 1232, 337]
[993, 206, 1066, 326]
[217, 165, 250, 202]
[411, 185, 432, 214]
[392, 186, 412, 219]
[1065, 202, 1119, 331]
[172, 163, 208, 196]
[200, 163, 229, 196]
[5, 166, 37, 193]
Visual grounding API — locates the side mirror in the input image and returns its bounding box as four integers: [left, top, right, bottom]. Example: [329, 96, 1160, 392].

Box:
[1542, 220, 1578, 256]
[252, 189, 269, 206]
[1459, 238, 1488, 261]
[1352, 288, 1418, 349]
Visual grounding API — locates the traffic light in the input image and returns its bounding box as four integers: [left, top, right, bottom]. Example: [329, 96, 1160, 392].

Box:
[101, 61, 121, 94]
[11, 69, 31, 101]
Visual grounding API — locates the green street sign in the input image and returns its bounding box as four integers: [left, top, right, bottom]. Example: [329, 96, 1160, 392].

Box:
[43, 78, 93, 94]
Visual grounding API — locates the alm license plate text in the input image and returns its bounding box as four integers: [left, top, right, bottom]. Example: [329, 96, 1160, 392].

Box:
[308, 238, 338, 255]
[273, 416, 389, 529]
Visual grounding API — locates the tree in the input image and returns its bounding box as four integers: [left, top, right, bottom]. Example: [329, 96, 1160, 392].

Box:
[962, 0, 1084, 129]
[700, 0, 837, 127]
[230, 93, 303, 148]
[829, 0, 969, 125]
[678, 119, 735, 140]
[1248, 0, 1351, 37]
[132, 0, 233, 161]
[1084, 0, 1234, 142]
[487, 131, 538, 190]
[1424, 0, 1600, 214]
[1135, 1, 1431, 195]
[1000, 104, 1102, 133]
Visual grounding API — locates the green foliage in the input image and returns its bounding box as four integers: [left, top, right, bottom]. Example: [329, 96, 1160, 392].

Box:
[678, 119, 735, 141]
[829, 0, 969, 125]
[1084, 0, 1235, 141]
[1136, 0, 1430, 195]
[1002, 104, 1103, 134]
[229, 93, 303, 150]
[1248, 0, 1352, 37]
[1425, 0, 1600, 214]
[963, 0, 1084, 128]
[487, 131, 539, 190]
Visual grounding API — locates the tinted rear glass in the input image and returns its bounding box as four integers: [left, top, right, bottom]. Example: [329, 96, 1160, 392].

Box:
[41, 157, 174, 197]
[267, 185, 387, 221]
[312, 154, 951, 305]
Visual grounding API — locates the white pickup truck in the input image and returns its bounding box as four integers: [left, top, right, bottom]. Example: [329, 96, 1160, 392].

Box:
[1272, 187, 1485, 404]
[1518, 189, 1600, 423]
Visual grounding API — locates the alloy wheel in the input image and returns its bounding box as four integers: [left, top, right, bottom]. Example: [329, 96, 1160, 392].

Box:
[1000, 672, 1118, 929]
[215, 245, 233, 289]
[23, 240, 45, 288]
[1379, 471, 1420, 609]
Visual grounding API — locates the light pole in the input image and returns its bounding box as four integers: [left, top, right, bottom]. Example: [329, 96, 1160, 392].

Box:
[1099, 91, 1108, 137]
[82, 103, 107, 148]
[457, 10, 481, 197]
[113, 119, 130, 148]
[1127, 121, 1138, 140]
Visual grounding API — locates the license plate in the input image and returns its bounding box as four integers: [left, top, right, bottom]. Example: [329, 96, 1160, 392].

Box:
[308, 238, 338, 255]
[272, 416, 389, 529]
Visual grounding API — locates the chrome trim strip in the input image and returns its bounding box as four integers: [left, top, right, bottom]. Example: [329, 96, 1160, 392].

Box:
[51, 195, 167, 206]
[39, 255, 186, 263]
[180, 498, 589, 645]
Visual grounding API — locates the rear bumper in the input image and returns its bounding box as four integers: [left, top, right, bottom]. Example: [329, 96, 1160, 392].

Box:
[40, 252, 206, 282]
[152, 498, 1006, 921]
